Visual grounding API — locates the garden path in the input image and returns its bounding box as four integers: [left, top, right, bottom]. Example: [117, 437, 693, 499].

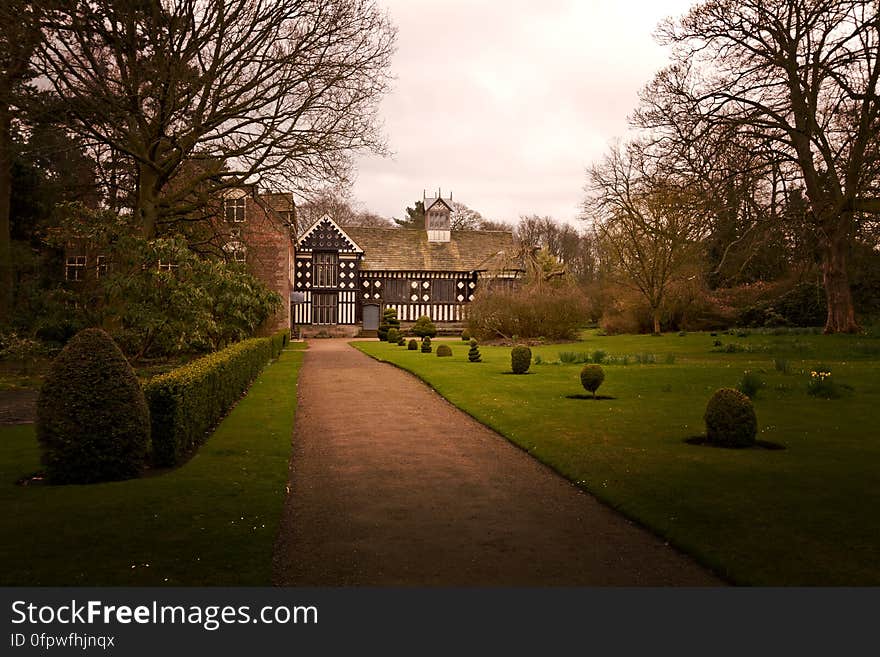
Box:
[272, 339, 722, 585]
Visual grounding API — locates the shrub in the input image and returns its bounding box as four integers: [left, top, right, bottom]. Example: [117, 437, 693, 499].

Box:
[144, 336, 275, 466]
[412, 315, 437, 338]
[377, 308, 400, 341]
[36, 328, 149, 484]
[397, 337, 406, 346]
[408, 339, 418, 350]
[269, 329, 288, 359]
[807, 366, 840, 399]
[421, 336, 432, 353]
[460, 329, 471, 341]
[580, 364, 605, 398]
[468, 339, 482, 362]
[703, 388, 757, 447]
[466, 282, 588, 341]
[511, 345, 531, 374]
[436, 344, 452, 357]
[590, 349, 607, 364]
[386, 328, 400, 344]
[738, 370, 764, 399]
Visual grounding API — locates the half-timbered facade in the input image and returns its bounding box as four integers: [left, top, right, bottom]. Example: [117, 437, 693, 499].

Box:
[293, 192, 521, 333]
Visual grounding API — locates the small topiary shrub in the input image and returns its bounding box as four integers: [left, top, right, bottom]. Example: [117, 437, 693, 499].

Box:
[386, 328, 400, 344]
[468, 338, 482, 362]
[397, 337, 406, 346]
[511, 345, 531, 374]
[37, 328, 149, 484]
[436, 344, 452, 357]
[461, 329, 471, 341]
[580, 364, 605, 398]
[412, 315, 437, 338]
[408, 339, 418, 350]
[704, 388, 757, 447]
[377, 307, 400, 341]
[421, 336, 432, 353]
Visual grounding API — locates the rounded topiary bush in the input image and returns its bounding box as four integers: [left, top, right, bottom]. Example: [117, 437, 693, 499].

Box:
[36, 328, 149, 484]
[511, 345, 531, 374]
[397, 336, 406, 346]
[408, 339, 418, 350]
[703, 388, 757, 447]
[461, 329, 471, 341]
[436, 344, 452, 357]
[386, 328, 400, 344]
[468, 338, 482, 363]
[421, 336, 432, 353]
[580, 364, 605, 397]
[412, 315, 437, 338]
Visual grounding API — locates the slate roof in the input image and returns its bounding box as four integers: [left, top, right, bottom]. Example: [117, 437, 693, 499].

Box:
[424, 196, 453, 212]
[342, 227, 519, 272]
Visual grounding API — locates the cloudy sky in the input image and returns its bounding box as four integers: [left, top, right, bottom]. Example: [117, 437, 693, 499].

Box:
[351, 0, 696, 225]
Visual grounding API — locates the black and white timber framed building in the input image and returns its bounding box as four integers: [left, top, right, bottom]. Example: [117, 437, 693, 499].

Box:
[292, 192, 522, 332]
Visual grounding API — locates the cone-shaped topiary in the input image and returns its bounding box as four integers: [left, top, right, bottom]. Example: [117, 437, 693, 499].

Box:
[468, 338, 482, 362]
[408, 339, 418, 350]
[704, 388, 757, 447]
[377, 308, 400, 341]
[412, 315, 437, 338]
[436, 344, 452, 357]
[421, 336, 432, 353]
[511, 345, 531, 374]
[580, 364, 605, 398]
[37, 328, 149, 484]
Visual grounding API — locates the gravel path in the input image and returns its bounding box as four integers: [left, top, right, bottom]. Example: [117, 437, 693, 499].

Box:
[272, 339, 722, 586]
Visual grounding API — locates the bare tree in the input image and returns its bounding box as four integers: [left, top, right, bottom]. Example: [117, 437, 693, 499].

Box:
[649, 0, 880, 332]
[450, 200, 483, 230]
[37, 0, 396, 238]
[587, 142, 709, 334]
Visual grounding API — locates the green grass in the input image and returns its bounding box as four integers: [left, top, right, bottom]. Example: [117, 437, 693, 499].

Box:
[355, 331, 880, 585]
[0, 344, 305, 586]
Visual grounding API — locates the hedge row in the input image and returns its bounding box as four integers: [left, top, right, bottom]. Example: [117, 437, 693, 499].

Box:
[144, 330, 289, 466]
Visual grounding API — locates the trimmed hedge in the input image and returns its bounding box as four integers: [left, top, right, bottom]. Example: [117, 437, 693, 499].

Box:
[580, 364, 605, 397]
[144, 330, 287, 466]
[436, 344, 452, 357]
[704, 388, 757, 447]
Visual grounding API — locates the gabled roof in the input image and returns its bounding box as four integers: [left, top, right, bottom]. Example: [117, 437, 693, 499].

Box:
[342, 227, 519, 272]
[296, 215, 363, 253]
[424, 196, 453, 212]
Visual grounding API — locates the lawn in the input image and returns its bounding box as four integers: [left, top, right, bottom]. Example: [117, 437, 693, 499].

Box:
[0, 343, 305, 586]
[355, 330, 880, 585]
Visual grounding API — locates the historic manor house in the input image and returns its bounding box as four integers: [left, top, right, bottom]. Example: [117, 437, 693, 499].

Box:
[66, 187, 522, 336]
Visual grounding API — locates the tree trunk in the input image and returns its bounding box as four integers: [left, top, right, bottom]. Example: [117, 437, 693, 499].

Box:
[821, 227, 860, 334]
[652, 307, 661, 335]
[136, 164, 160, 239]
[0, 103, 13, 322]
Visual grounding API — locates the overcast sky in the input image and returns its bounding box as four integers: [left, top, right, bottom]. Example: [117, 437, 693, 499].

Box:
[351, 0, 696, 225]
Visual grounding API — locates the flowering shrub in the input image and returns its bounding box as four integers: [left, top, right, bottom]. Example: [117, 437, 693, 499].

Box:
[807, 366, 839, 399]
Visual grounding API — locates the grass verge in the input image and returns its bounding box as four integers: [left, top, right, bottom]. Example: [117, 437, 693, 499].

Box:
[355, 331, 880, 585]
[0, 344, 305, 586]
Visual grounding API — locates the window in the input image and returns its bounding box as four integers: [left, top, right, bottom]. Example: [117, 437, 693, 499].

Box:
[223, 196, 246, 222]
[313, 252, 337, 288]
[96, 255, 109, 279]
[427, 210, 447, 230]
[383, 279, 409, 302]
[65, 255, 86, 281]
[312, 293, 337, 324]
[431, 279, 456, 303]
